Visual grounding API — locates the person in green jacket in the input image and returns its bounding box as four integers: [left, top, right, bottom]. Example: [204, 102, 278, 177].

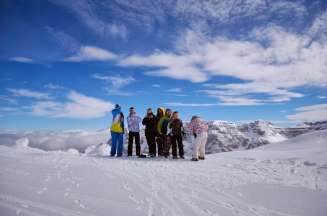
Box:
[157, 108, 172, 158]
[155, 107, 165, 156]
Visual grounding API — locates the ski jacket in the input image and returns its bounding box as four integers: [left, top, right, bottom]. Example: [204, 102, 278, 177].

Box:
[142, 114, 157, 136]
[157, 116, 170, 135]
[169, 119, 183, 136]
[110, 107, 124, 133]
[188, 118, 208, 135]
[127, 114, 141, 132]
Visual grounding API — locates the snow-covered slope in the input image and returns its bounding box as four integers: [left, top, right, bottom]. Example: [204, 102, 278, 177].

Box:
[0, 129, 326, 216]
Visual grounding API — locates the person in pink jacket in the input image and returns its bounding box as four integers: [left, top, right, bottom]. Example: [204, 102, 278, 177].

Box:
[188, 116, 208, 161]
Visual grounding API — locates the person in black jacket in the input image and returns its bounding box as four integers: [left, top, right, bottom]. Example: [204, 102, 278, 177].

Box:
[142, 108, 157, 157]
[169, 111, 184, 159]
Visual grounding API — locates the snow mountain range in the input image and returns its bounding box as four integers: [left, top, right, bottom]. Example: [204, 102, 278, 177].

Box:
[0, 120, 326, 156]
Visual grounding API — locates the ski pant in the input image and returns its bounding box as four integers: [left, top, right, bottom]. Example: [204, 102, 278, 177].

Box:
[192, 132, 208, 159]
[111, 132, 124, 156]
[171, 135, 184, 157]
[146, 134, 156, 156]
[163, 135, 171, 157]
[156, 135, 165, 156]
[128, 131, 140, 156]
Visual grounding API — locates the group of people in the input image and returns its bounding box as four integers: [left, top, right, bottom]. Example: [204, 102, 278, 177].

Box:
[109, 104, 208, 161]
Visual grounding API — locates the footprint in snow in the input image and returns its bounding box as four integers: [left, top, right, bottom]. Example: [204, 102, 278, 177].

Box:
[45, 175, 51, 182]
[129, 194, 140, 205]
[37, 187, 47, 195]
[74, 199, 86, 209]
[64, 188, 71, 197]
[21, 203, 29, 208]
[123, 182, 131, 191]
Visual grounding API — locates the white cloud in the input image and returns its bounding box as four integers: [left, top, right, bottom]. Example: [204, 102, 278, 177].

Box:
[45, 26, 79, 52]
[0, 95, 16, 103]
[7, 88, 51, 99]
[120, 22, 326, 105]
[217, 96, 264, 106]
[44, 83, 65, 90]
[9, 57, 33, 63]
[152, 84, 160, 88]
[0, 107, 18, 112]
[164, 102, 218, 107]
[50, 0, 128, 38]
[317, 96, 327, 99]
[92, 74, 135, 96]
[51, 0, 311, 40]
[64, 46, 118, 62]
[31, 91, 114, 119]
[167, 88, 182, 93]
[120, 52, 208, 83]
[287, 104, 327, 122]
[307, 11, 327, 41]
[203, 81, 304, 103]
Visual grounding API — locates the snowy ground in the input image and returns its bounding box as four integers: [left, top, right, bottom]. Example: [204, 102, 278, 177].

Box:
[0, 130, 327, 216]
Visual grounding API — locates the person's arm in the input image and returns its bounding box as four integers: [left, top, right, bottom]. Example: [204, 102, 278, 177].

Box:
[169, 120, 173, 128]
[180, 120, 186, 135]
[188, 122, 196, 138]
[157, 118, 163, 135]
[121, 114, 125, 131]
[142, 117, 146, 125]
[127, 116, 131, 129]
[137, 116, 142, 124]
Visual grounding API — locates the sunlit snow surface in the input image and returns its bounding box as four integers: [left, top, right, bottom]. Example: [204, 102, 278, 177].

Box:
[0, 129, 326, 216]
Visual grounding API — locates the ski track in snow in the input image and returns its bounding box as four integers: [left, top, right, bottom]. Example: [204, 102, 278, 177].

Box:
[0, 130, 327, 216]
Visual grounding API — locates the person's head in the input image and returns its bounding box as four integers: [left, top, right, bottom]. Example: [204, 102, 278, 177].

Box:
[157, 107, 164, 117]
[172, 111, 179, 119]
[129, 107, 136, 115]
[115, 104, 121, 109]
[191, 115, 199, 122]
[147, 108, 153, 115]
[165, 108, 172, 117]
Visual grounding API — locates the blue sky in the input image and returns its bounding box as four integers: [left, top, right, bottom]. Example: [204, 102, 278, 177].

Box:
[0, 0, 327, 131]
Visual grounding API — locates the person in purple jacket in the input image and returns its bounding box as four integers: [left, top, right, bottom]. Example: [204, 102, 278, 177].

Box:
[127, 107, 142, 156]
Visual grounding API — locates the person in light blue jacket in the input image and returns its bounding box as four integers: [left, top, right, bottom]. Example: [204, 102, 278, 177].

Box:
[110, 104, 124, 157]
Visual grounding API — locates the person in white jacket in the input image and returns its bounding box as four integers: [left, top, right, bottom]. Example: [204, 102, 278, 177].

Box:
[188, 116, 208, 161]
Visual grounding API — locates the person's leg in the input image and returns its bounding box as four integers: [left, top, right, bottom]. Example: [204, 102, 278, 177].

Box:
[156, 136, 163, 156]
[117, 133, 124, 156]
[135, 132, 140, 156]
[199, 132, 208, 159]
[146, 135, 152, 155]
[171, 135, 177, 157]
[110, 132, 117, 156]
[128, 132, 133, 156]
[192, 135, 201, 159]
[152, 135, 157, 156]
[166, 136, 172, 157]
[162, 135, 170, 157]
[177, 135, 184, 158]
